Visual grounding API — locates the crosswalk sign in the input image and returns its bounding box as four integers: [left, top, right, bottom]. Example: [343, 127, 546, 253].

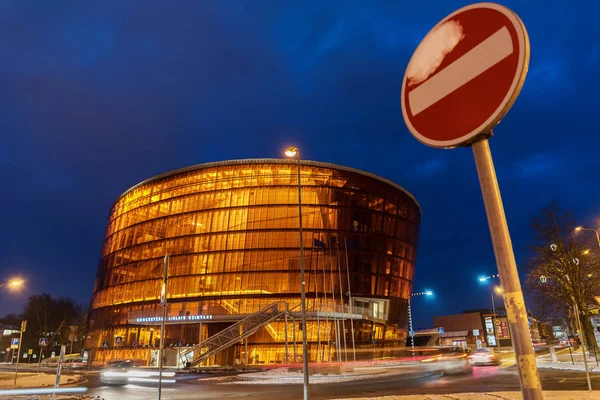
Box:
[39, 338, 49, 347]
[101, 341, 109, 349]
[10, 338, 19, 349]
[115, 336, 123, 344]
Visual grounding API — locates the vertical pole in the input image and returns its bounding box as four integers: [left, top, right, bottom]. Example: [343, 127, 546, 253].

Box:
[285, 306, 290, 364]
[292, 318, 297, 363]
[13, 321, 25, 385]
[574, 302, 592, 392]
[328, 242, 341, 362]
[408, 296, 414, 358]
[295, 154, 310, 400]
[53, 345, 66, 395]
[313, 234, 322, 363]
[320, 237, 329, 363]
[491, 292, 500, 349]
[568, 344, 574, 365]
[158, 254, 169, 400]
[472, 138, 543, 400]
[37, 347, 43, 371]
[344, 238, 357, 362]
[336, 241, 348, 362]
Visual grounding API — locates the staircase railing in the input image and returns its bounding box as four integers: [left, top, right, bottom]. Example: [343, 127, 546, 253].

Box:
[180, 301, 288, 368]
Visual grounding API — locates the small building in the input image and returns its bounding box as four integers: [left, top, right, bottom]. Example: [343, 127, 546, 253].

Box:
[434, 307, 546, 349]
[433, 312, 485, 349]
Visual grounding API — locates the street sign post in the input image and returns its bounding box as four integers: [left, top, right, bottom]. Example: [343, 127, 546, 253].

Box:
[400, 4, 541, 400]
[14, 320, 27, 385]
[38, 338, 48, 372]
[53, 345, 66, 396]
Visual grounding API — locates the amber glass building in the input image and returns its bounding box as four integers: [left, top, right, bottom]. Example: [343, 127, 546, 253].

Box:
[85, 159, 421, 366]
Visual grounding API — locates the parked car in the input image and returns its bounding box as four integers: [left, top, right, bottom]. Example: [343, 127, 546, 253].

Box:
[421, 346, 472, 375]
[468, 348, 500, 366]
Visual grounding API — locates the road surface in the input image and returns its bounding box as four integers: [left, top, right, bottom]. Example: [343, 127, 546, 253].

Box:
[83, 366, 600, 399]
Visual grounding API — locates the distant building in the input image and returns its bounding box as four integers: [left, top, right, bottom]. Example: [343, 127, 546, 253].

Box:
[549, 318, 571, 341]
[433, 307, 547, 349]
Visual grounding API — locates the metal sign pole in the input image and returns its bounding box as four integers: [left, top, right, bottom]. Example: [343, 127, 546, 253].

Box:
[37, 346, 43, 372]
[53, 345, 66, 395]
[472, 138, 543, 400]
[158, 254, 169, 400]
[573, 302, 592, 392]
[13, 320, 26, 385]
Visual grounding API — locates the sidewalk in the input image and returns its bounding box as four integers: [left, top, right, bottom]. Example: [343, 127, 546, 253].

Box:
[537, 347, 600, 373]
[334, 391, 600, 399]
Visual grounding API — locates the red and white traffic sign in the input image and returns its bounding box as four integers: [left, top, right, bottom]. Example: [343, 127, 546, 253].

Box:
[401, 3, 529, 148]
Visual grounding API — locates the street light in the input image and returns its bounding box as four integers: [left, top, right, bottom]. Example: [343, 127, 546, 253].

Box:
[408, 290, 433, 357]
[575, 226, 600, 248]
[284, 146, 309, 400]
[0, 279, 24, 290]
[478, 274, 500, 283]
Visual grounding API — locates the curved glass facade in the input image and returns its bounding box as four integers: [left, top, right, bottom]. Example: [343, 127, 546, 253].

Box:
[86, 159, 421, 365]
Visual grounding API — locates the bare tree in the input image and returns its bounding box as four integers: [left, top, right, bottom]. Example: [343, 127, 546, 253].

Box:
[525, 201, 600, 351]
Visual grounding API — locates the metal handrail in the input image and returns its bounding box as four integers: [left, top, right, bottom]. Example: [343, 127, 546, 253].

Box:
[180, 301, 289, 368]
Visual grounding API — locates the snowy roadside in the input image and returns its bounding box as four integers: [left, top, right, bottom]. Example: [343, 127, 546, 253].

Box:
[205, 366, 437, 385]
[537, 361, 600, 373]
[0, 372, 82, 388]
[333, 391, 600, 400]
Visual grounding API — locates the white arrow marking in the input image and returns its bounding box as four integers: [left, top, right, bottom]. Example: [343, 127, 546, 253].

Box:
[409, 26, 514, 116]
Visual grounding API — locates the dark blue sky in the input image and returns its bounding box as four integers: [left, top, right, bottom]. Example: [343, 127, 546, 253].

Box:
[1, 1, 599, 328]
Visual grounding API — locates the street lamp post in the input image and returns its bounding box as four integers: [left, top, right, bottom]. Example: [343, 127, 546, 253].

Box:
[408, 290, 433, 357]
[575, 226, 600, 248]
[491, 286, 502, 349]
[284, 147, 310, 400]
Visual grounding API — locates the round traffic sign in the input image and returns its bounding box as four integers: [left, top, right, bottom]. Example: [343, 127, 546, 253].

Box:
[401, 3, 529, 148]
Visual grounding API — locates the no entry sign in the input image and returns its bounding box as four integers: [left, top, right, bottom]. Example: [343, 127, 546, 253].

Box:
[401, 3, 529, 148]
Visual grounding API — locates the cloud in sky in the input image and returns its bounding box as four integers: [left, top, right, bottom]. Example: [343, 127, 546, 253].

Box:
[512, 152, 561, 180]
[412, 156, 447, 178]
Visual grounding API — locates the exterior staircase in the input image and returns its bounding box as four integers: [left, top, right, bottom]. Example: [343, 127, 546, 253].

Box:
[180, 301, 288, 368]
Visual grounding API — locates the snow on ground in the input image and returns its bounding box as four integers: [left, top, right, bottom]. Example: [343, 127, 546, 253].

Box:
[333, 391, 600, 400]
[537, 361, 600, 373]
[0, 372, 81, 388]
[222, 366, 433, 385]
